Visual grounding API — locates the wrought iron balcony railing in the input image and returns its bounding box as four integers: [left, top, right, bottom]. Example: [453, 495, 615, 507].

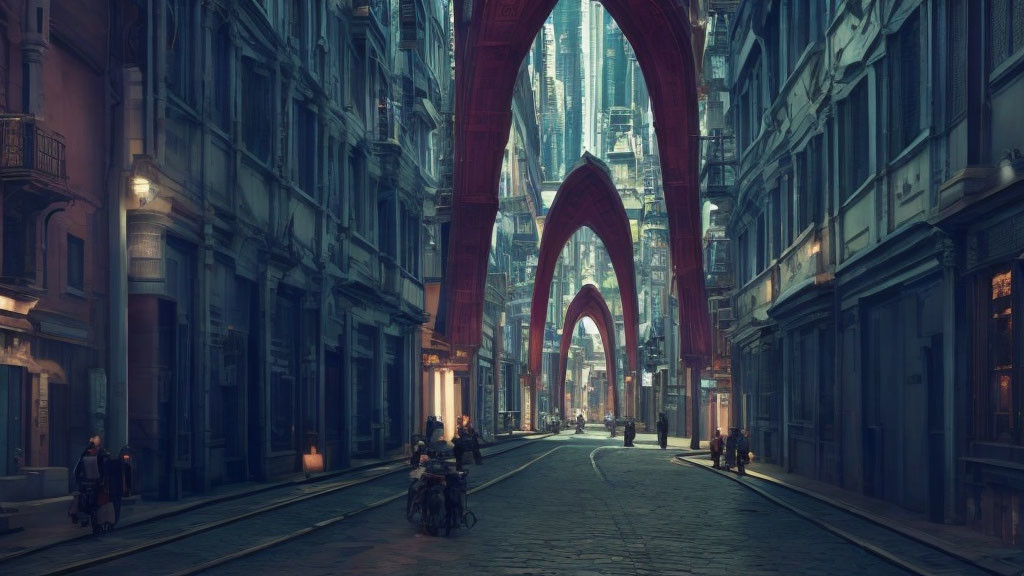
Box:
[0, 115, 67, 181]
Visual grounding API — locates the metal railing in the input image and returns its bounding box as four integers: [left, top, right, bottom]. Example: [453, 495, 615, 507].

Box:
[0, 115, 67, 180]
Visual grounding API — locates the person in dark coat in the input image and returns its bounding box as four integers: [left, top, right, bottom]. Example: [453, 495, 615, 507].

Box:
[709, 428, 724, 469]
[454, 414, 482, 471]
[736, 429, 750, 476]
[624, 419, 636, 447]
[656, 413, 669, 449]
[724, 427, 738, 471]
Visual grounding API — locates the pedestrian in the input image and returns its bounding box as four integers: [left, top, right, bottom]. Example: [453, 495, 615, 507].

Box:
[736, 429, 750, 476]
[656, 413, 668, 449]
[624, 419, 636, 447]
[724, 427, 738, 471]
[454, 415, 482, 471]
[709, 428, 723, 469]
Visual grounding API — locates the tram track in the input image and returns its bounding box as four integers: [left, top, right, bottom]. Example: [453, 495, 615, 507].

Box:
[170, 444, 566, 576]
[1, 435, 552, 576]
[675, 456, 1004, 576]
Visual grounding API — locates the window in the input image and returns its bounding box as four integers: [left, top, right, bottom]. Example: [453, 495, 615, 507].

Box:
[401, 205, 420, 276]
[790, 327, 815, 422]
[293, 103, 316, 194]
[796, 150, 810, 233]
[67, 234, 83, 292]
[787, 0, 810, 74]
[328, 137, 341, 217]
[349, 151, 370, 237]
[737, 230, 748, 285]
[771, 186, 782, 260]
[948, 0, 967, 122]
[785, 171, 795, 246]
[2, 214, 35, 280]
[351, 48, 366, 119]
[989, 0, 1024, 71]
[990, 267, 1014, 443]
[0, 28, 8, 112]
[166, 0, 194, 103]
[889, 9, 923, 154]
[810, 134, 825, 225]
[212, 19, 231, 130]
[378, 196, 396, 257]
[756, 214, 766, 273]
[839, 79, 870, 202]
[242, 62, 272, 162]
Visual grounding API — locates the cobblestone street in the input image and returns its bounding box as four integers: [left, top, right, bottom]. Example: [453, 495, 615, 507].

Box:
[201, 433, 908, 576]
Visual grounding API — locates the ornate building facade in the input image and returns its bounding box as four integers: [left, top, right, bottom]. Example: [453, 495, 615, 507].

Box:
[105, 0, 447, 498]
[726, 0, 1024, 547]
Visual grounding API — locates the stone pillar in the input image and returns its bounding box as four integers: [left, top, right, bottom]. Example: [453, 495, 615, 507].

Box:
[689, 361, 701, 450]
[126, 294, 161, 499]
[21, 0, 49, 116]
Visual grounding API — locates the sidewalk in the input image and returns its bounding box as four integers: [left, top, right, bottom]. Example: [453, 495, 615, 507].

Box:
[681, 453, 1024, 576]
[0, 431, 543, 562]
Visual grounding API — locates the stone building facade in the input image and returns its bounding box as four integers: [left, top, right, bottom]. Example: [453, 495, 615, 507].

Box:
[106, 0, 446, 499]
[727, 0, 1024, 547]
[0, 0, 110, 496]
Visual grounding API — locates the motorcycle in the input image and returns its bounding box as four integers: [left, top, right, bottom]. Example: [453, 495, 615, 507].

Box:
[406, 445, 476, 536]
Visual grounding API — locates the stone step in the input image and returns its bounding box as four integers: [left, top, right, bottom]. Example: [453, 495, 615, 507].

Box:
[0, 512, 24, 535]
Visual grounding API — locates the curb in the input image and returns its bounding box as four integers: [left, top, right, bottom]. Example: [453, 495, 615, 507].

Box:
[0, 433, 545, 564]
[676, 456, 1014, 576]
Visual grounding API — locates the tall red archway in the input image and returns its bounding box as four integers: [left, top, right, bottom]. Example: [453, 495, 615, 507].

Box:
[447, 0, 709, 358]
[528, 155, 638, 423]
[557, 284, 617, 421]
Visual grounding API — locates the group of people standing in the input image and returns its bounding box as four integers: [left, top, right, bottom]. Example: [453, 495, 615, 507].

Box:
[708, 427, 750, 475]
[413, 414, 483, 471]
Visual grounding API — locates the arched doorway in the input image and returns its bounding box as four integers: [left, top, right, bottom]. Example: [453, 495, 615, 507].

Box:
[557, 284, 617, 421]
[527, 155, 638, 425]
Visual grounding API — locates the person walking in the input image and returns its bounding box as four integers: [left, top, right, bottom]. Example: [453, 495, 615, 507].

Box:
[454, 415, 482, 471]
[736, 429, 750, 476]
[709, 428, 723, 469]
[724, 428, 738, 471]
[656, 413, 669, 449]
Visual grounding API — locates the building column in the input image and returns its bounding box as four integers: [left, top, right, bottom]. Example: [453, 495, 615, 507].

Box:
[376, 325, 385, 458]
[689, 360, 701, 449]
[126, 293, 161, 498]
[21, 0, 50, 115]
[941, 239, 960, 523]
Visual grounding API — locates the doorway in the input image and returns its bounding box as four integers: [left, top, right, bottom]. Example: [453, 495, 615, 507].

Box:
[0, 364, 26, 475]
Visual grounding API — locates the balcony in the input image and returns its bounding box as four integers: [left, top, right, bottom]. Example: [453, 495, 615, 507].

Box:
[0, 115, 70, 205]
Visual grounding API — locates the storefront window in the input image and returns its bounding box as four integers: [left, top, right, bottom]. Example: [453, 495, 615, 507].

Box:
[990, 268, 1014, 443]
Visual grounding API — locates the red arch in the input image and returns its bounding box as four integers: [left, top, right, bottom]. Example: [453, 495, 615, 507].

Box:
[447, 0, 710, 373]
[528, 155, 638, 419]
[557, 284, 617, 421]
